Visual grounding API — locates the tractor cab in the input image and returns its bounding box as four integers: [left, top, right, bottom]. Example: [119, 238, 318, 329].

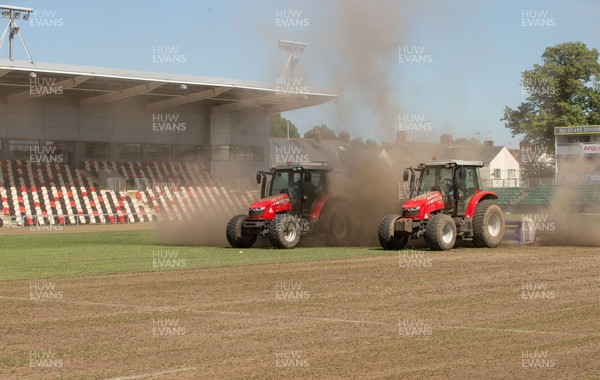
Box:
[257, 163, 331, 219]
[404, 160, 484, 217]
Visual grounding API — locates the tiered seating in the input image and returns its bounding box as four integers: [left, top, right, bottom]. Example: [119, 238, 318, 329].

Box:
[575, 184, 600, 205]
[1, 159, 258, 227]
[135, 185, 256, 221]
[0, 160, 97, 226]
[488, 187, 524, 205]
[86, 160, 197, 189]
[518, 185, 556, 205]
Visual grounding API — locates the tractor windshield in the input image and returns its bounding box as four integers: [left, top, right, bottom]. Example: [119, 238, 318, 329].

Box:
[417, 167, 454, 196]
[270, 170, 302, 199]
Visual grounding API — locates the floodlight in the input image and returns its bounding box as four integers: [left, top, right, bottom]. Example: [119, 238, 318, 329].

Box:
[29, 71, 36, 78]
[179, 84, 187, 90]
[0, 4, 34, 12]
[278, 40, 306, 53]
[0, 4, 35, 63]
[277, 40, 307, 91]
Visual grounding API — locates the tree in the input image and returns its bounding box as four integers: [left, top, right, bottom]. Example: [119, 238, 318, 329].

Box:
[269, 114, 300, 138]
[502, 42, 600, 152]
[304, 124, 337, 139]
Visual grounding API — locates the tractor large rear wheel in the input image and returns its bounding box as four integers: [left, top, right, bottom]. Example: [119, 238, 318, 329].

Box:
[472, 200, 505, 248]
[269, 214, 301, 249]
[319, 204, 351, 246]
[378, 214, 409, 250]
[226, 214, 257, 248]
[424, 214, 457, 251]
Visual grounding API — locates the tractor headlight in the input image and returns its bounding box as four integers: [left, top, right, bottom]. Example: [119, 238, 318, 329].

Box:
[402, 206, 420, 217]
[249, 207, 265, 217]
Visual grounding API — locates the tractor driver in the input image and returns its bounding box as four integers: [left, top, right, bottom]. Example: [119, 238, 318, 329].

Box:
[438, 169, 459, 211]
[292, 172, 320, 213]
[290, 173, 315, 208]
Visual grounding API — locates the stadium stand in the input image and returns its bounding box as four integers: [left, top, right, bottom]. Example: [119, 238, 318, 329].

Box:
[488, 187, 525, 205]
[0, 159, 257, 227]
[517, 184, 556, 205]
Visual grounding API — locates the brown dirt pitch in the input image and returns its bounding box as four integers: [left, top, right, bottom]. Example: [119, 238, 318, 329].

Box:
[1, 246, 600, 379]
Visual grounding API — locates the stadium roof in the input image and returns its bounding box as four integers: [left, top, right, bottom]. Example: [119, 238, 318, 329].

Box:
[0, 60, 337, 113]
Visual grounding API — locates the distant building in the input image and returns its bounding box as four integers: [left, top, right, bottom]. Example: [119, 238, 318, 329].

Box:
[554, 125, 600, 183]
[388, 133, 521, 188]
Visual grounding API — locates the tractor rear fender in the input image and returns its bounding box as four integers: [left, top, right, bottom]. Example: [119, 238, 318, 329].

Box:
[465, 191, 498, 218]
[311, 195, 334, 222]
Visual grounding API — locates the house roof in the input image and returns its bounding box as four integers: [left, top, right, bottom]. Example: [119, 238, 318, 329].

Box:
[437, 145, 504, 163]
[388, 142, 505, 166]
[270, 138, 349, 169]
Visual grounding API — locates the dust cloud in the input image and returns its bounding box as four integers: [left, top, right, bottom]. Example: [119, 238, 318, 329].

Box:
[155, 210, 231, 247]
[309, 0, 414, 140]
[329, 159, 402, 246]
[537, 158, 600, 246]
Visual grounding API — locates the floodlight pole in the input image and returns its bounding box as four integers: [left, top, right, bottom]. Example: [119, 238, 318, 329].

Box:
[278, 40, 307, 87]
[0, 5, 34, 63]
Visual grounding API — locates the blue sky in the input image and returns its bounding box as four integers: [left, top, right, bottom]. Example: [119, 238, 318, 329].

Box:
[7, 0, 600, 148]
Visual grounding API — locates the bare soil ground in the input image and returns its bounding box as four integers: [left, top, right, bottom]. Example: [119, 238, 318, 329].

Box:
[1, 246, 600, 379]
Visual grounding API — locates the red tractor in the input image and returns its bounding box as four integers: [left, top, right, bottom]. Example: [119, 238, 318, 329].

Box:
[226, 163, 351, 249]
[378, 160, 505, 251]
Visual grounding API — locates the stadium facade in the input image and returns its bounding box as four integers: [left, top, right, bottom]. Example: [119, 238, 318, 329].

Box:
[0, 60, 336, 181]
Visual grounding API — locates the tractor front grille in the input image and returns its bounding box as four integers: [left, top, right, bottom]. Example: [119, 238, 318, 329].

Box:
[249, 208, 264, 217]
[402, 209, 419, 218]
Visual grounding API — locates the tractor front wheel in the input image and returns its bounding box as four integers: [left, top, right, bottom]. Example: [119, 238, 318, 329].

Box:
[226, 214, 257, 248]
[472, 200, 505, 248]
[378, 214, 409, 250]
[424, 214, 457, 251]
[269, 214, 301, 249]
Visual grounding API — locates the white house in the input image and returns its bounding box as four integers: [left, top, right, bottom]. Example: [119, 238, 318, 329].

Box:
[388, 135, 521, 188]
